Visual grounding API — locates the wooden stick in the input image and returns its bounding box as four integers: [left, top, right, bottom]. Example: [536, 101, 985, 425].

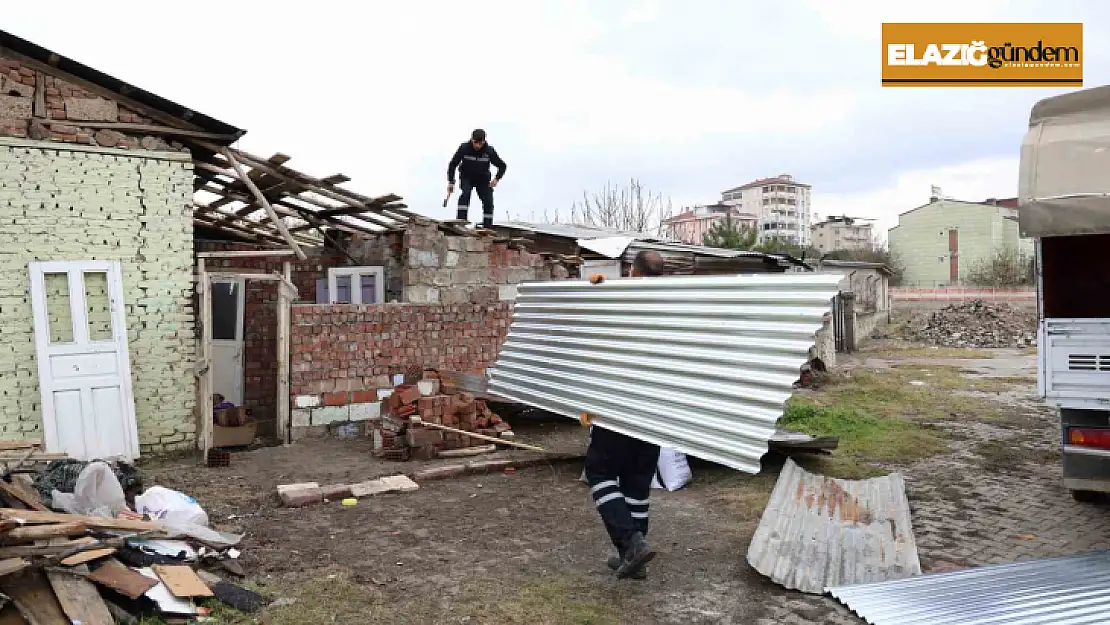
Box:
[220, 148, 307, 261]
[41, 120, 241, 141]
[0, 510, 158, 532]
[437, 444, 497, 458]
[408, 418, 544, 452]
[198, 261, 213, 461]
[196, 250, 299, 259]
[277, 260, 292, 445]
[3, 522, 86, 543]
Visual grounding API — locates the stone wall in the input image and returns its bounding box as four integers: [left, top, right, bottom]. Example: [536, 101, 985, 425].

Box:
[288, 302, 512, 438]
[0, 137, 196, 452]
[0, 55, 188, 152]
[401, 221, 568, 304]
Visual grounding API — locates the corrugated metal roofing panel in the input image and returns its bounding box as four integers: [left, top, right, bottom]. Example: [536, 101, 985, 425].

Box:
[827, 550, 1110, 625]
[487, 273, 842, 473]
[747, 458, 921, 594]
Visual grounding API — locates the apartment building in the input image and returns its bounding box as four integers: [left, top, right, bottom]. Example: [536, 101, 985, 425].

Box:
[811, 216, 874, 253]
[720, 174, 813, 245]
[663, 204, 758, 245]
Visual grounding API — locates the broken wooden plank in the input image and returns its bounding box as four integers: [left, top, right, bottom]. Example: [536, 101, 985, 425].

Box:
[46, 569, 114, 625]
[3, 522, 85, 544]
[0, 442, 40, 452]
[0, 559, 28, 578]
[87, 559, 158, 599]
[59, 548, 115, 567]
[0, 483, 46, 512]
[0, 568, 68, 625]
[0, 509, 159, 533]
[152, 564, 213, 598]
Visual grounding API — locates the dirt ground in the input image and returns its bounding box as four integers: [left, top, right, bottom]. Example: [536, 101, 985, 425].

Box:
[142, 345, 1110, 625]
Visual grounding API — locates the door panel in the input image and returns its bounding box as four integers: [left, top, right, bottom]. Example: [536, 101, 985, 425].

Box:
[210, 279, 245, 405]
[29, 261, 139, 461]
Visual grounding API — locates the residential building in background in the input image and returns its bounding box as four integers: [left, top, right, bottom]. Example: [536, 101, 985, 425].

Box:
[888, 193, 1031, 286]
[662, 203, 758, 245]
[720, 174, 813, 246]
[811, 216, 874, 253]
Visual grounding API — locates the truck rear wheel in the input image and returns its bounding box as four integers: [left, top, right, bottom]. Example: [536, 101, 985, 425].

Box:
[1071, 489, 1101, 503]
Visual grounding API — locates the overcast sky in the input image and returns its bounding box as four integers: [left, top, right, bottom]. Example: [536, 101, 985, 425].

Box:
[6, 1, 1108, 238]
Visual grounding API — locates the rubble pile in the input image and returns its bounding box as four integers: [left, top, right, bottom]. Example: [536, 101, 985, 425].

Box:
[373, 370, 515, 462]
[903, 300, 1037, 348]
[0, 448, 258, 622]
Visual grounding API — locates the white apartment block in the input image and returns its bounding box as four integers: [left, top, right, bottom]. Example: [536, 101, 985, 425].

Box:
[811, 217, 874, 253]
[720, 174, 813, 246]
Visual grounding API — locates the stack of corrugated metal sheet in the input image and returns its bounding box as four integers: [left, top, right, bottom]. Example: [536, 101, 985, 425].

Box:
[747, 458, 921, 594]
[487, 273, 842, 473]
[827, 550, 1110, 624]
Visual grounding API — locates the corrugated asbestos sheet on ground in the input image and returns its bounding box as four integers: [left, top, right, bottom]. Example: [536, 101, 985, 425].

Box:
[746, 458, 921, 594]
[827, 550, 1110, 625]
[487, 273, 842, 473]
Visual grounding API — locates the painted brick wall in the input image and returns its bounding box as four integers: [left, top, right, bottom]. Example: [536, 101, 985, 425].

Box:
[194, 241, 343, 436]
[289, 302, 512, 396]
[0, 138, 196, 452]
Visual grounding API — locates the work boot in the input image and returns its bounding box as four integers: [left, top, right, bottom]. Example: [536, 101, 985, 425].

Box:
[616, 533, 655, 579]
[607, 554, 646, 579]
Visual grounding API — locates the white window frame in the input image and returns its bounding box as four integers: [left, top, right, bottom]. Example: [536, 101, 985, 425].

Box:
[326, 266, 385, 305]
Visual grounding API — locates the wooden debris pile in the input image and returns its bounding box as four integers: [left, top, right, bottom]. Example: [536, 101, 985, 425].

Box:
[0, 441, 262, 623]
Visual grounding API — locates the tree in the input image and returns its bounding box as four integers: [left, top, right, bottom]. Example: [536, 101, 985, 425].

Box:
[822, 245, 907, 286]
[752, 235, 820, 261]
[966, 246, 1035, 287]
[569, 178, 673, 235]
[702, 214, 758, 249]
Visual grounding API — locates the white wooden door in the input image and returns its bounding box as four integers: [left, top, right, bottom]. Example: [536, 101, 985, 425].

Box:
[29, 260, 139, 461]
[210, 278, 245, 405]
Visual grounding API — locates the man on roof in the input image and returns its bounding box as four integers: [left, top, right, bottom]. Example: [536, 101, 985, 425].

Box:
[447, 129, 507, 229]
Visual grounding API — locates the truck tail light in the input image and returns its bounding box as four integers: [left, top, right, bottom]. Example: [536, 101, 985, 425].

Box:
[1069, 427, 1110, 450]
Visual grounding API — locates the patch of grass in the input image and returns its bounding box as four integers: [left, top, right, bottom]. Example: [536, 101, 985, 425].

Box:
[454, 575, 622, 625]
[701, 470, 779, 523]
[780, 400, 949, 479]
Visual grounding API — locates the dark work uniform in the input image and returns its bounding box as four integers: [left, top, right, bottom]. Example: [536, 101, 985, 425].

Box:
[585, 426, 660, 554]
[447, 141, 507, 227]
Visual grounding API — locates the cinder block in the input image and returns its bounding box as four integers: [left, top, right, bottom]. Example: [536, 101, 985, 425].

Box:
[291, 410, 311, 428]
[349, 402, 382, 422]
[278, 482, 323, 507]
[312, 405, 350, 425]
[295, 395, 321, 409]
[406, 427, 444, 448]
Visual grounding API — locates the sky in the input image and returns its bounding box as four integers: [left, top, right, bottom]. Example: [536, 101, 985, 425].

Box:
[5, 1, 1108, 240]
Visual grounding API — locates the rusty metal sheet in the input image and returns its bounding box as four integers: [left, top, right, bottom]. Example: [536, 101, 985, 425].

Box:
[747, 458, 921, 594]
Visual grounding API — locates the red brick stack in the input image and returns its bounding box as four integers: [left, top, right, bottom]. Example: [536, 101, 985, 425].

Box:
[371, 370, 510, 461]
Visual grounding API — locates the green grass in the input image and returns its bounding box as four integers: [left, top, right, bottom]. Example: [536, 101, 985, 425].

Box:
[780, 400, 950, 479]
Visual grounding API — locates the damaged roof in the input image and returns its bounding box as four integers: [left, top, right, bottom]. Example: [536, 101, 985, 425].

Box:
[0, 28, 412, 248]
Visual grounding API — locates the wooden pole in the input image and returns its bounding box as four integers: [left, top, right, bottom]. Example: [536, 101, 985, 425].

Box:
[198, 261, 213, 462]
[220, 148, 308, 261]
[408, 418, 545, 452]
[276, 261, 292, 445]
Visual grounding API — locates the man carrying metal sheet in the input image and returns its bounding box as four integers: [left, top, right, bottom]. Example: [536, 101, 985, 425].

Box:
[585, 250, 664, 580]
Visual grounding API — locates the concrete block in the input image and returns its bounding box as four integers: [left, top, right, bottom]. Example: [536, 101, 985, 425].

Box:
[291, 409, 311, 428]
[349, 402, 382, 422]
[350, 474, 420, 498]
[320, 484, 353, 501]
[0, 96, 31, 121]
[278, 482, 323, 507]
[498, 285, 518, 301]
[467, 459, 514, 473]
[312, 405, 350, 425]
[63, 98, 119, 122]
[444, 251, 460, 267]
[295, 395, 320, 409]
[406, 427, 444, 447]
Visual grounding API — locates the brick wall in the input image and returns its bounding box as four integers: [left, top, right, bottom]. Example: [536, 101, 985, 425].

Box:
[0, 137, 196, 452]
[195, 241, 344, 436]
[0, 55, 188, 152]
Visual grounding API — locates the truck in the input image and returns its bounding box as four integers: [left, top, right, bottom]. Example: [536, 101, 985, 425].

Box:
[1021, 84, 1110, 501]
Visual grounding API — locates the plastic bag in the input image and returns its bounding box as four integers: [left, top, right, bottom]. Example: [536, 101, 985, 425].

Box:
[135, 486, 209, 527]
[651, 448, 692, 491]
[51, 461, 126, 518]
